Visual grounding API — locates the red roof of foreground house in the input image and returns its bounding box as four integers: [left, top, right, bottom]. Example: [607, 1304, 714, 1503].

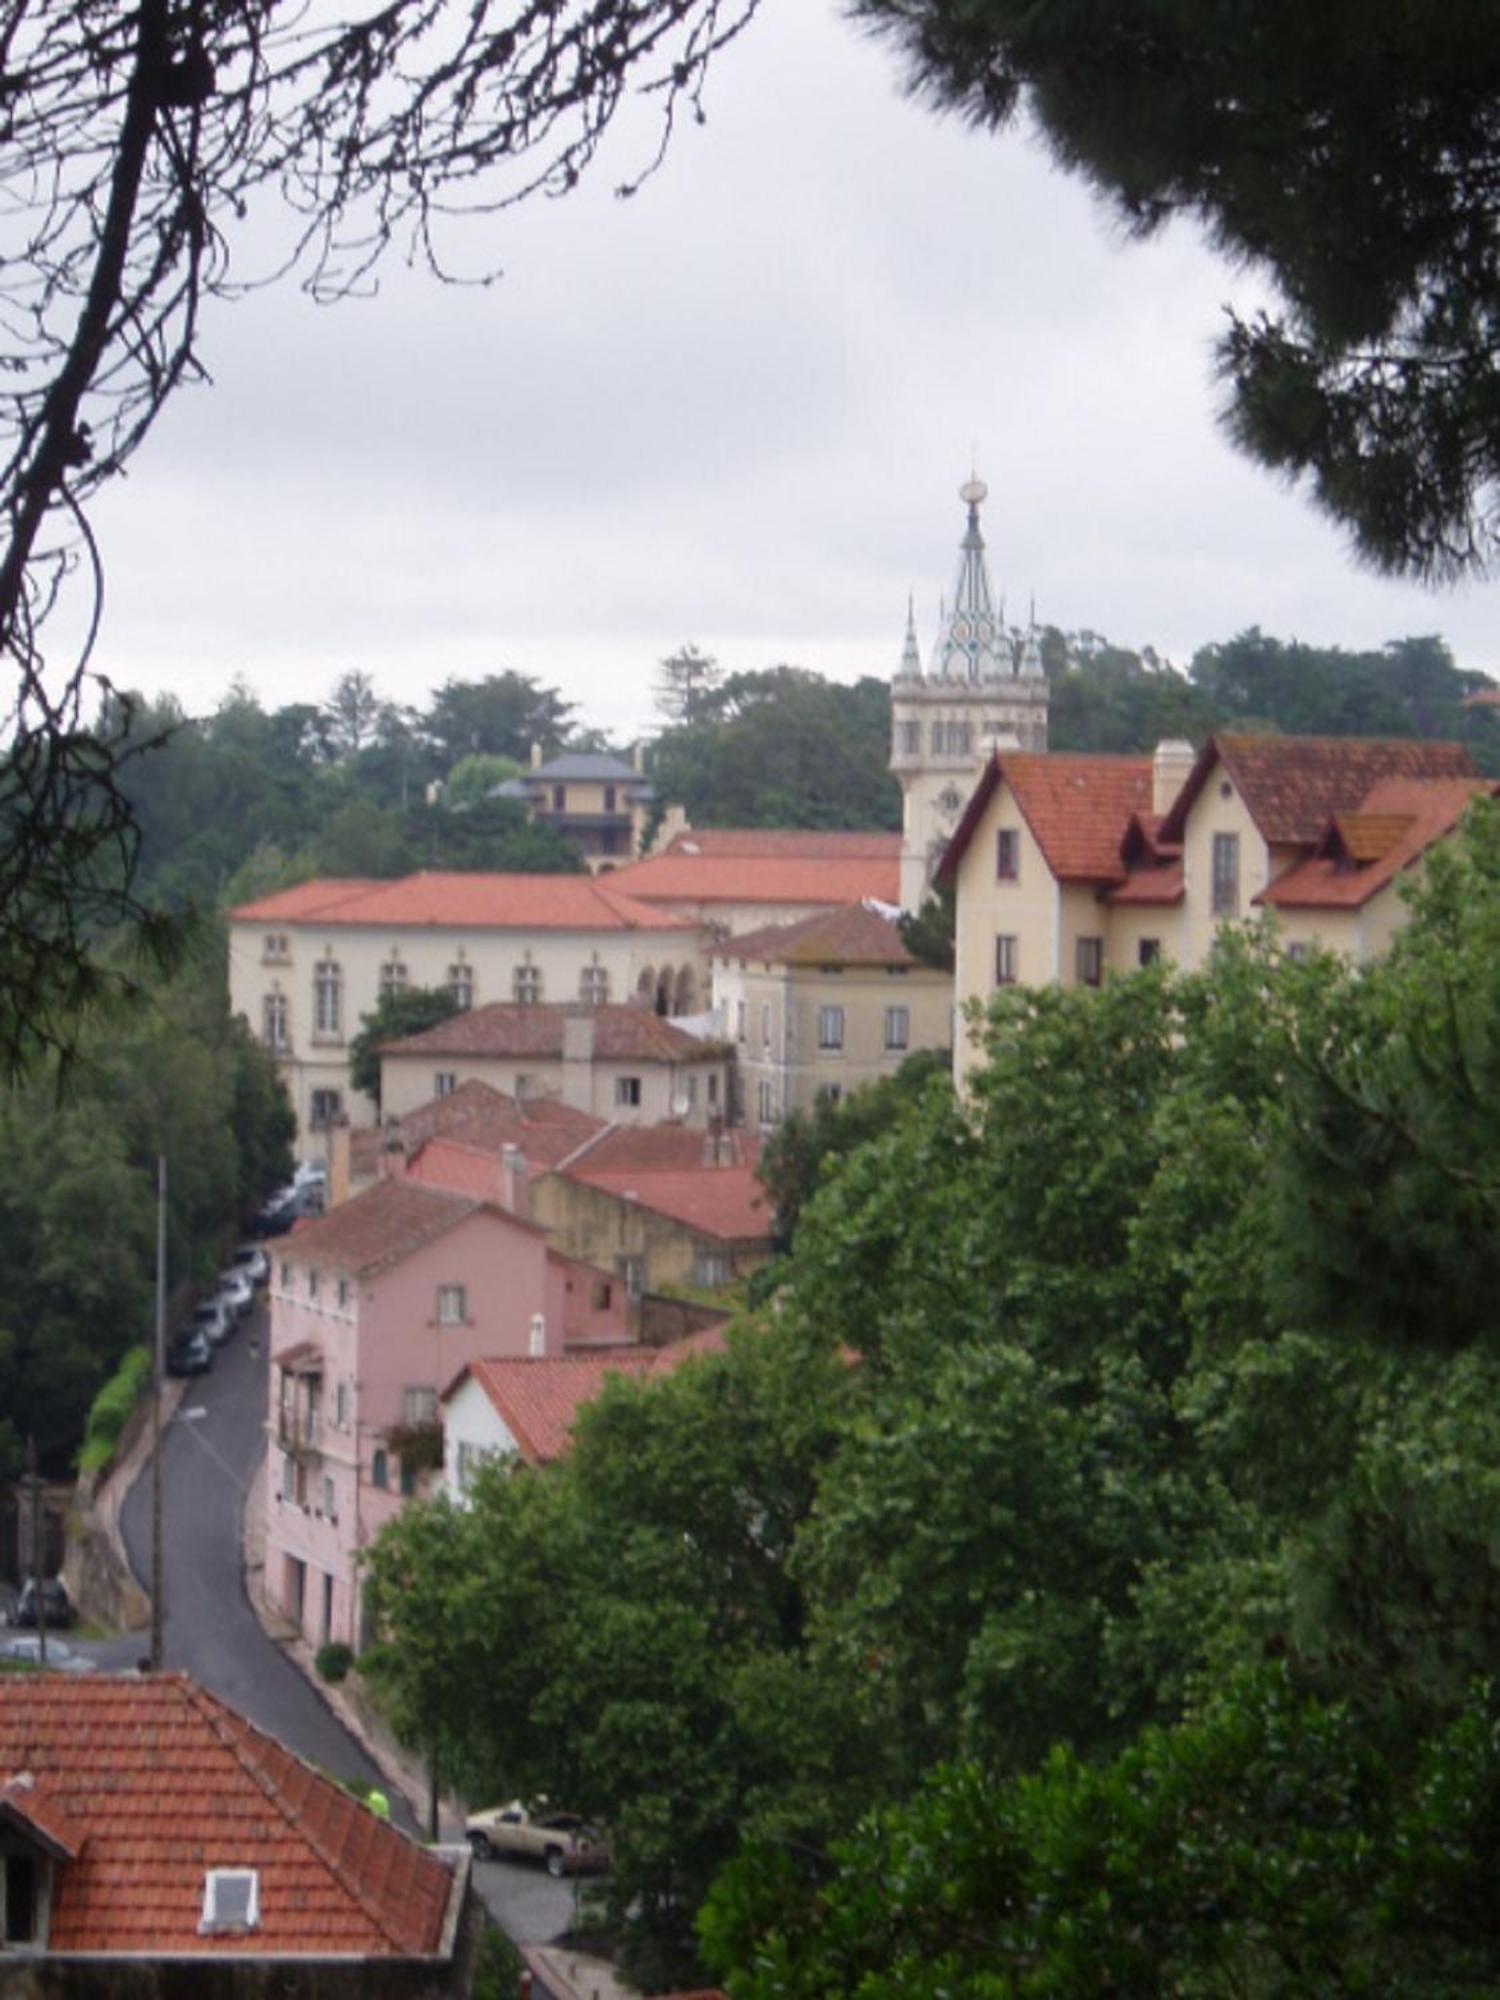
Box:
[717, 902, 919, 967]
[453, 1332, 727, 1463]
[938, 753, 1154, 888]
[1259, 778, 1497, 909]
[564, 1164, 770, 1244]
[0, 1674, 458, 1956]
[383, 1002, 726, 1064]
[283, 1176, 524, 1276]
[231, 871, 692, 932]
[606, 844, 899, 908]
[1157, 735, 1478, 846]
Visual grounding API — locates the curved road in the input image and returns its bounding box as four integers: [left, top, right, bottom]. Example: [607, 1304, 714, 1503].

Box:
[119, 1304, 399, 1806]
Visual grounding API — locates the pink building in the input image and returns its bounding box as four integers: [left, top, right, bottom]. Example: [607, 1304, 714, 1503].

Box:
[263, 1176, 625, 1650]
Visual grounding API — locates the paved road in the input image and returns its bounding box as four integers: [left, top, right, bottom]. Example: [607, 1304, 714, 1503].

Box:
[119, 1302, 397, 1805]
[116, 1292, 577, 1943]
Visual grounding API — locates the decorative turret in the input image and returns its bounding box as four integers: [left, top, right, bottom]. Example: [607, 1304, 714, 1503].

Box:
[929, 479, 1009, 683]
[895, 594, 923, 683]
[890, 475, 1053, 913]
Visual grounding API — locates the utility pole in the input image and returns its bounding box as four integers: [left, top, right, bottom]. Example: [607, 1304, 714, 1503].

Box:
[150, 1154, 166, 1671]
[26, 1433, 45, 1669]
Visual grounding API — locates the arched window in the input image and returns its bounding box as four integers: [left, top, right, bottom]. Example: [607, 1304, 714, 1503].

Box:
[371, 1449, 388, 1490]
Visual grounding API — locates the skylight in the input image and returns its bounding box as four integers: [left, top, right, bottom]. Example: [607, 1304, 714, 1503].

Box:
[200, 1868, 260, 1934]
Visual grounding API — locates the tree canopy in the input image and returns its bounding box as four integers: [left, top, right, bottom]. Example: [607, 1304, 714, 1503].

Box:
[853, 0, 1500, 582]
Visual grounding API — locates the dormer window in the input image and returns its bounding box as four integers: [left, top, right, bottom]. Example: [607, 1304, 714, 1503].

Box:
[200, 1867, 260, 1934]
[2, 1850, 39, 1944]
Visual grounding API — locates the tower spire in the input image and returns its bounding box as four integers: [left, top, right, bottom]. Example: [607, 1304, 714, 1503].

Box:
[895, 591, 923, 682]
[930, 477, 1008, 683]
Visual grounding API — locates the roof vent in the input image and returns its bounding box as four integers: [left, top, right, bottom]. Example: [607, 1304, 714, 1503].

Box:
[200, 1868, 260, 1934]
[528, 1312, 547, 1358]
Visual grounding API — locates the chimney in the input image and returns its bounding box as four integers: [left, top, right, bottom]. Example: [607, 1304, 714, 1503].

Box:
[562, 1009, 595, 1112]
[1153, 739, 1195, 816]
[500, 1143, 528, 1219]
[529, 740, 543, 770]
[528, 1312, 546, 1358]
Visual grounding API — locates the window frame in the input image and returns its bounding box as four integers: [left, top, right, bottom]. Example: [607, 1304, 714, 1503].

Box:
[437, 1283, 467, 1326]
[817, 1004, 846, 1051]
[884, 1004, 910, 1052]
[995, 827, 1020, 881]
[994, 934, 1018, 987]
[1076, 936, 1104, 988]
[1211, 831, 1241, 918]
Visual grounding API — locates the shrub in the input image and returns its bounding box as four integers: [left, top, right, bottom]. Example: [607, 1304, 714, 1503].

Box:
[316, 1641, 354, 1684]
[76, 1345, 153, 1478]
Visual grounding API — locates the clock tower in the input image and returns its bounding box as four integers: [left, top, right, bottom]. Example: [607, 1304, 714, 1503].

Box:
[891, 478, 1049, 912]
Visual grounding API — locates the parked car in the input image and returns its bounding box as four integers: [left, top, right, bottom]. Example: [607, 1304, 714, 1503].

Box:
[232, 1243, 270, 1286]
[12, 1577, 75, 1630]
[191, 1297, 233, 1346]
[0, 1635, 97, 1672]
[216, 1270, 255, 1318]
[166, 1330, 213, 1378]
[253, 1194, 298, 1238]
[463, 1801, 610, 1876]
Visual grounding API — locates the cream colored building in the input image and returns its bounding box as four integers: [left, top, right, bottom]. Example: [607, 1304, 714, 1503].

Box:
[377, 1001, 733, 1127]
[941, 733, 1488, 1087]
[710, 903, 953, 1127]
[493, 748, 654, 869]
[228, 872, 701, 1146]
[889, 478, 1050, 912]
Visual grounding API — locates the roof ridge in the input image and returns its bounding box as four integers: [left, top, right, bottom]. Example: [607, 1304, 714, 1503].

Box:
[180, 1679, 435, 1954]
[554, 1120, 618, 1173]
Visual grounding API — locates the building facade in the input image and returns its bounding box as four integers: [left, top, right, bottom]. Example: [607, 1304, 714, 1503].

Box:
[891, 478, 1051, 912]
[493, 748, 654, 868]
[228, 872, 700, 1147]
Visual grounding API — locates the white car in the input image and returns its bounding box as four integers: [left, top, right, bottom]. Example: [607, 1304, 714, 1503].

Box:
[216, 1270, 255, 1318]
[464, 1801, 610, 1876]
[0, 1636, 97, 1672]
[232, 1243, 269, 1286]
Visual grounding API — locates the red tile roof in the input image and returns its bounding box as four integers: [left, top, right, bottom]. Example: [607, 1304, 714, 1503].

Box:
[717, 902, 919, 967]
[605, 846, 899, 908]
[559, 1124, 759, 1175]
[280, 1176, 515, 1277]
[0, 1675, 457, 1956]
[231, 871, 692, 932]
[938, 752, 1154, 888]
[383, 1002, 726, 1063]
[454, 1334, 727, 1463]
[388, 1080, 606, 1166]
[1259, 778, 1496, 909]
[1158, 735, 1478, 846]
[657, 829, 899, 859]
[564, 1164, 770, 1244]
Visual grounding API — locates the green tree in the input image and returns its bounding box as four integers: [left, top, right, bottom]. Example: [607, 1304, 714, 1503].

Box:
[421, 674, 576, 769]
[852, 0, 1500, 579]
[348, 986, 462, 1110]
[654, 643, 724, 726]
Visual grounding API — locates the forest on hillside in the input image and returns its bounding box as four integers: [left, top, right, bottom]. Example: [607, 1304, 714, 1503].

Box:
[101, 629, 1500, 914]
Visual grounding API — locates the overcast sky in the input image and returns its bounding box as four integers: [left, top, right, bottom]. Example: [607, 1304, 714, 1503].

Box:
[85, 0, 1500, 744]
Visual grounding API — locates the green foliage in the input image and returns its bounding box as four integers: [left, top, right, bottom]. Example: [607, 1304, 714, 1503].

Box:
[471, 1924, 528, 2000]
[347, 986, 462, 1108]
[756, 1049, 951, 1244]
[896, 887, 954, 971]
[649, 668, 901, 831]
[852, 0, 1500, 579]
[76, 1345, 152, 1478]
[315, 1641, 354, 1684]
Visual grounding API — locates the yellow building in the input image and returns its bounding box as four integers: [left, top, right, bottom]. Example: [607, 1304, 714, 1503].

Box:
[942, 733, 1488, 1087]
[494, 748, 654, 868]
[710, 902, 953, 1127]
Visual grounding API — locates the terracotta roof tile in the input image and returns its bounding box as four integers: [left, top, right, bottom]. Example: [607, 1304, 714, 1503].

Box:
[605, 846, 899, 907]
[559, 1125, 759, 1175]
[0, 1675, 457, 1956]
[231, 871, 692, 932]
[658, 829, 899, 859]
[564, 1164, 770, 1244]
[717, 902, 918, 967]
[1106, 862, 1184, 907]
[457, 1335, 727, 1463]
[1158, 735, 1477, 846]
[386, 1080, 606, 1168]
[939, 752, 1154, 887]
[383, 1002, 727, 1063]
[279, 1177, 486, 1277]
[1259, 777, 1496, 909]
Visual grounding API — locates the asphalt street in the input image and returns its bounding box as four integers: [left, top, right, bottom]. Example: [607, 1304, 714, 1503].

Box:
[116, 1290, 577, 1944]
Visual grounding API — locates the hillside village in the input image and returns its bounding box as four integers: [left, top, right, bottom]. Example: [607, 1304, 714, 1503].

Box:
[8, 474, 1500, 1995]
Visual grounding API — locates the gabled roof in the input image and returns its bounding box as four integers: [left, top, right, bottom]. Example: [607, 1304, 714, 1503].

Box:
[281, 1177, 511, 1277]
[716, 902, 920, 968]
[450, 1334, 726, 1463]
[605, 843, 899, 908]
[1259, 778, 1496, 909]
[561, 1161, 770, 1245]
[558, 1124, 759, 1175]
[0, 1773, 82, 1858]
[938, 752, 1154, 888]
[382, 1002, 726, 1064]
[0, 1675, 457, 1956]
[391, 1080, 605, 1163]
[1157, 735, 1478, 846]
[1106, 811, 1185, 906]
[230, 871, 692, 932]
